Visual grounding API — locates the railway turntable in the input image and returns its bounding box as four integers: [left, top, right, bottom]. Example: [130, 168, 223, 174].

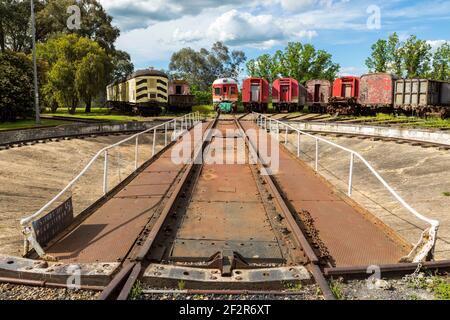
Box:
[0, 113, 441, 300]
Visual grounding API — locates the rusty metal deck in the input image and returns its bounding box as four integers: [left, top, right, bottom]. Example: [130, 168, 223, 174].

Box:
[240, 121, 409, 267]
[43, 124, 208, 263]
[169, 121, 288, 263]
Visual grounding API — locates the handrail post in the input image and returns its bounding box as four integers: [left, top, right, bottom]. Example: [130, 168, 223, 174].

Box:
[315, 139, 319, 172]
[164, 123, 168, 146]
[134, 136, 139, 170]
[297, 131, 300, 157]
[277, 121, 280, 140]
[348, 153, 354, 197]
[285, 125, 288, 145]
[152, 128, 156, 157]
[103, 150, 108, 195]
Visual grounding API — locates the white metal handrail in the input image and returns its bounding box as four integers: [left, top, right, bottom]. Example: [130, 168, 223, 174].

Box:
[20, 112, 200, 256]
[253, 112, 439, 262]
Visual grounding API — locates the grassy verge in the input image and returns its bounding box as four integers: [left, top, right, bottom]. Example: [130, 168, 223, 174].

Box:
[0, 119, 72, 131]
[336, 113, 450, 129]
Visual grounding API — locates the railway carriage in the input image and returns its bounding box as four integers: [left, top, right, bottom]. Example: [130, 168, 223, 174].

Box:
[359, 73, 397, 114]
[306, 79, 332, 113]
[272, 78, 302, 112]
[242, 77, 269, 113]
[212, 78, 239, 113]
[106, 69, 169, 116]
[168, 80, 195, 112]
[328, 76, 360, 115]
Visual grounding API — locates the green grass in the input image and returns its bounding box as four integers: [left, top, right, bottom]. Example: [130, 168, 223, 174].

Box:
[0, 119, 71, 131]
[44, 107, 148, 122]
[336, 113, 450, 129]
[443, 192, 450, 197]
[128, 281, 143, 300]
[329, 279, 346, 300]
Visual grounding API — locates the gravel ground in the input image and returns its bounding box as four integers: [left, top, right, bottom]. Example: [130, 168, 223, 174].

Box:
[333, 273, 450, 300]
[140, 284, 323, 301]
[0, 283, 99, 300]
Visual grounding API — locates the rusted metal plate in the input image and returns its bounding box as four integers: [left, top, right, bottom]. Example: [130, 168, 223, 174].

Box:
[118, 184, 171, 198]
[46, 197, 161, 263]
[192, 165, 260, 202]
[177, 201, 276, 242]
[171, 239, 284, 263]
[291, 200, 406, 266]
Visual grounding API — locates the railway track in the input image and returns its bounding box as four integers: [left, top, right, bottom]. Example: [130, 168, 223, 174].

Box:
[97, 114, 334, 300]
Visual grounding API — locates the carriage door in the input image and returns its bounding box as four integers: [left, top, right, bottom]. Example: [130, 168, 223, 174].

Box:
[314, 84, 321, 102]
[281, 85, 289, 102]
[176, 85, 182, 95]
[251, 84, 260, 102]
[343, 84, 352, 98]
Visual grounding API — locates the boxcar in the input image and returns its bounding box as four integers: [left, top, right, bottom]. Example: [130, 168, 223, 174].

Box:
[328, 76, 360, 115]
[242, 77, 269, 112]
[168, 80, 195, 112]
[212, 78, 239, 113]
[359, 73, 396, 114]
[272, 78, 300, 112]
[106, 69, 168, 116]
[394, 79, 450, 117]
[306, 80, 331, 113]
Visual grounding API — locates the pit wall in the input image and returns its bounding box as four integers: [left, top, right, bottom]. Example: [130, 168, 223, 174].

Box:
[285, 121, 450, 146]
[0, 121, 167, 146]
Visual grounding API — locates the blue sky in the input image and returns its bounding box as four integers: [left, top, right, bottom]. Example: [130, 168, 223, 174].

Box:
[99, 0, 450, 76]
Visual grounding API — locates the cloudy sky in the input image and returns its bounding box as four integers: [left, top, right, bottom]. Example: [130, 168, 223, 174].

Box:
[99, 0, 450, 76]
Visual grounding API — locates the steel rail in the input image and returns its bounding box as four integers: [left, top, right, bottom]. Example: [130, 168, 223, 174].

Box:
[253, 112, 439, 263]
[235, 117, 335, 301]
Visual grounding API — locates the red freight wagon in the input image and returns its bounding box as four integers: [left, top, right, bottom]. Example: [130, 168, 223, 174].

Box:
[272, 78, 300, 112]
[328, 76, 360, 115]
[306, 79, 332, 113]
[242, 77, 269, 112]
[359, 73, 396, 114]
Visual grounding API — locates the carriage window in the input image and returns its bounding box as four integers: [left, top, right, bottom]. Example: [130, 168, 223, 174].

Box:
[223, 86, 227, 93]
[230, 86, 236, 95]
[214, 87, 221, 95]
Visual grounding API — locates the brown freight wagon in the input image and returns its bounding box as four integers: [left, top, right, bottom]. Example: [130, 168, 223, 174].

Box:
[168, 80, 195, 112]
[306, 80, 332, 113]
[359, 73, 397, 114]
[394, 79, 450, 117]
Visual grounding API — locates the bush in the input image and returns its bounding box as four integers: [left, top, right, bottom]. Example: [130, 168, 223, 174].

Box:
[191, 84, 212, 105]
[0, 51, 34, 121]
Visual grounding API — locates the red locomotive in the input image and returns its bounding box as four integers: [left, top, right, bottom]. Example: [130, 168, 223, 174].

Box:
[212, 78, 239, 113]
[272, 78, 302, 112]
[242, 77, 269, 112]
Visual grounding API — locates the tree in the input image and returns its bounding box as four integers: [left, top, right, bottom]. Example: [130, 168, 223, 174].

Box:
[365, 39, 389, 72]
[387, 33, 403, 76]
[36, 0, 120, 53]
[247, 42, 339, 83]
[38, 34, 111, 113]
[401, 35, 432, 78]
[246, 53, 279, 84]
[366, 33, 433, 78]
[169, 42, 246, 90]
[0, 51, 34, 121]
[431, 43, 450, 81]
[110, 50, 134, 81]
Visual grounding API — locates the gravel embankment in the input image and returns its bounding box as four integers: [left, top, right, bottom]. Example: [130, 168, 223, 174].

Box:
[0, 283, 99, 300]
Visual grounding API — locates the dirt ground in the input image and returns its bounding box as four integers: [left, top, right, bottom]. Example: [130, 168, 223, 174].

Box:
[0, 132, 167, 256]
[281, 132, 450, 260]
